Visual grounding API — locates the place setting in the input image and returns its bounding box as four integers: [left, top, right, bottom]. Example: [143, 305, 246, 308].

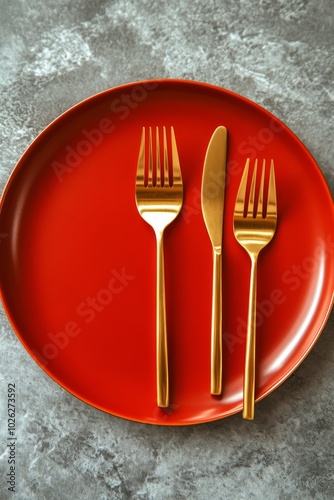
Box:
[0, 79, 333, 425]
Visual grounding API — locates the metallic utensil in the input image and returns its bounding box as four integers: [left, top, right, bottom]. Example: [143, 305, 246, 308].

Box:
[135, 126, 183, 408]
[201, 126, 227, 396]
[233, 158, 277, 420]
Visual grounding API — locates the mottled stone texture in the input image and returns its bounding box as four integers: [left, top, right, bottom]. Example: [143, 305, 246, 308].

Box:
[0, 0, 333, 498]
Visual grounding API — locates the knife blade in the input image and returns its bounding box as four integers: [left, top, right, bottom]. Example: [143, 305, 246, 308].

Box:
[201, 126, 227, 395]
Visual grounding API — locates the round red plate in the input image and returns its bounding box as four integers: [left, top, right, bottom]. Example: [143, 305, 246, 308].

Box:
[0, 79, 333, 425]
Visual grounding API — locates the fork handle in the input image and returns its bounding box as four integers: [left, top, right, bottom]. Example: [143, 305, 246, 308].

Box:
[156, 231, 169, 408]
[211, 249, 223, 395]
[243, 254, 258, 420]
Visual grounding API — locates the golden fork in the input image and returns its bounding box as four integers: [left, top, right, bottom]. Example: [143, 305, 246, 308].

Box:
[233, 158, 277, 420]
[135, 126, 183, 408]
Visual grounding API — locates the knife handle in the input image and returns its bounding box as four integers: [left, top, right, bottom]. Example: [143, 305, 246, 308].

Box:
[211, 249, 223, 395]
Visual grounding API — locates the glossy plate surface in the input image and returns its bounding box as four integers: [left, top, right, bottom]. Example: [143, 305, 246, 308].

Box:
[0, 79, 333, 425]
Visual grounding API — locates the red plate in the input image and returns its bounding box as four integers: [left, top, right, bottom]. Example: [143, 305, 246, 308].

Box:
[0, 79, 333, 425]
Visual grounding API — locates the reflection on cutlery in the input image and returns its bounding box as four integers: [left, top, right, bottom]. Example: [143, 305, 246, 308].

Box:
[201, 126, 227, 395]
[233, 159, 277, 420]
[135, 126, 183, 408]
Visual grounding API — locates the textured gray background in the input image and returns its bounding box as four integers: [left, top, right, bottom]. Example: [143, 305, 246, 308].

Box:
[0, 0, 333, 499]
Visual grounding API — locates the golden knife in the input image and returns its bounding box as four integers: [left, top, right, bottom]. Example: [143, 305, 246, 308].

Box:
[201, 126, 227, 395]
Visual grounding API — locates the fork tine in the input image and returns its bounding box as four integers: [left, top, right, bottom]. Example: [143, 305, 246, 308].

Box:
[136, 127, 145, 185]
[148, 127, 153, 187]
[247, 159, 257, 217]
[156, 127, 161, 186]
[171, 126, 182, 186]
[235, 158, 250, 217]
[267, 160, 277, 218]
[257, 160, 265, 217]
[163, 126, 169, 186]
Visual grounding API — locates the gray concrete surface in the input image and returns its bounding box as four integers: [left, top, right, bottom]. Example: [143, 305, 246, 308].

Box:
[0, 0, 333, 498]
